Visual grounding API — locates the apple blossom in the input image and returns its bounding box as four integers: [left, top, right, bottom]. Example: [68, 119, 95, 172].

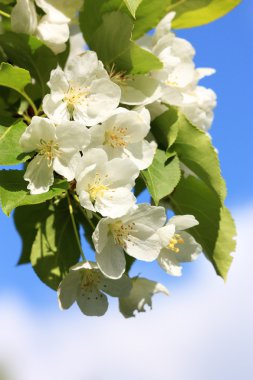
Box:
[58, 261, 132, 316]
[19, 116, 90, 194]
[92, 204, 166, 279]
[157, 215, 202, 276]
[43, 52, 121, 126]
[11, 0, 70, 54]
[89, 107, 155, 170]
[75, 148, 139, 218]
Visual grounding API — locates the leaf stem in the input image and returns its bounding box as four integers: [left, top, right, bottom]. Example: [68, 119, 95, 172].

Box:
[0, 9, 10, 18]
[67, 193, 86, 261]
[22, 92, 38, 116]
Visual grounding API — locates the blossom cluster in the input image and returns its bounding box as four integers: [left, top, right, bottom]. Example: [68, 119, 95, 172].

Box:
[15, 7, 215, 317]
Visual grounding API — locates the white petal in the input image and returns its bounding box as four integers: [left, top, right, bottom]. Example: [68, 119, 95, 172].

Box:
[124, 140, 155, 170]
[106, 158, 139, 188]
[73, 78, 121, 126]
[78, 190, 95, 212]
[92, 218, 110, 254]
[173, 231, 202, 262]
[120, 75, 161, 106]
[55, 121, 90, 152]
[157, 249, 182, 276]
[154, 12, 176, 41]
[57, 270, 81, 310]
[65, 51, 108, 84]
[99, 274, 132, 297]
[119, 277, 169, 318]
[19, 116, 56, 152]
[24, 155, 54, 194]
[124, 229, 161, 262]
[43, 94, 70, 122]
[37, 17, 69, 46]
[197, 67, 216, 80]
[169, 215, 199, 230]
[123, 204, 166, 229]
[157, 224, 176, 248]
[47, 66, 69, 101]
[95, 188, 136, 218]
[96, 235, 126, 279]
[11, 0, 37, 35]
[35, 0, 70, 23]
[76, 287, 108, 316]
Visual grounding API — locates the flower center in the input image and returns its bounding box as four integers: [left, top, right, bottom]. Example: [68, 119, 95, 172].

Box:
[87, 173, 109, 201]
[38, 139, 59, 166]
[110, 221, 136, 248]
[167, 233, 184, 253]
[109, 67, 128, 87]
[64, 85, 90, 109]
[81, 269, 101, 290]
[104, 126, 128, 148]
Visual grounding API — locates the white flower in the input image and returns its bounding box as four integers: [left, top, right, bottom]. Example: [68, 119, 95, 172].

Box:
[92, 204, 166, 279]
[58, 261, 132, 317]
[75, 148, 139, 218]
[19, 116, 90, 194]
[119, 277, 169, 318]
[11, 0, 70, 54]
[157, 215, 202, 276]
[43, 52, 121, 126]
[181, 86, 217, 131]
[110, 69, 161, 106]
[89, 107, 155, 170]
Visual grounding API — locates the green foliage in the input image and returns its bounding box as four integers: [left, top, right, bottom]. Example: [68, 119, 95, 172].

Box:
[0, 170, 68, 216]
[142, 149, 181, 205]
[123, 0, 142, 17]
[152, 108, 226, 202]
[0, 62, 31, 96]
[170, 176, 236, 280]
[0, 32, 58, 98]
[172, 0, 241, 29]
[0, 120, 31, 165]
[151, 107, 179, 149]
[14, 203, 52, 264]
[79, 4, 162, 74]
[30, 198, 81, 290]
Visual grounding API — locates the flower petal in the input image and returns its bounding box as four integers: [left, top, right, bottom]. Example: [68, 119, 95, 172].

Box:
[96, 235, 126, 279]
[95, 188, 136, 218]
[24, 154, 54, 194]
[157, 249, 182, 276]
[57, 270, 81, 310]
[99, 274, 132, 297]
[43, 94, 70, 122]
[169, 215, 199, 230]
[124, 140, 155, 170]
[76, 287, 108, 316]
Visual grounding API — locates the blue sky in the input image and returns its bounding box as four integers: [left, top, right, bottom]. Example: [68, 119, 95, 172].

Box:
[0, 0, 252, 308]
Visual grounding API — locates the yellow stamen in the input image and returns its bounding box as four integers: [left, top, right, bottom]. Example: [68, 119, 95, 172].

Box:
[104, 126, 128, 148]
[167, 234, 184, 253]
[37, 139, 60, 167]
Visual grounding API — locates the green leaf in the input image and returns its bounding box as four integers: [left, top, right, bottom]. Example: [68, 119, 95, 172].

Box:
[0, 32, 58, 98]
[0, 120, 31, 165]
[30, 198, 81, 290]
[172, 0, 241, 29]
[0, 62, 31, 96]
[79, 6, 162, 74]
[142, 149, 181, 205]
[170, 176, 236, 280]
[124, 0, 142, 17]
[151, 106, 179, 149]
[0, 170, 68, 216]
[173, 112, 226, 202]
[14, 203, 52, 265]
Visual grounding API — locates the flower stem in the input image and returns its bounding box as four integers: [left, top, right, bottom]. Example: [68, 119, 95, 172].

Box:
[73, 194, 97, 230]
[0, 9, 10, 18]
[67, 193, 86, 261]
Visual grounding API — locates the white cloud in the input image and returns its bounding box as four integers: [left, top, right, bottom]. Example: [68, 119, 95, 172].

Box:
[0, 204, 253, 380]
